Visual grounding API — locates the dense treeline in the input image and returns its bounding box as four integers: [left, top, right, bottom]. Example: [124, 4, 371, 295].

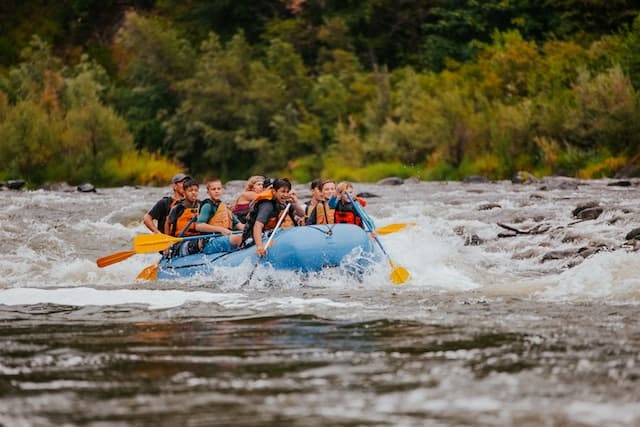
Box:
[1, 1, 639, 186]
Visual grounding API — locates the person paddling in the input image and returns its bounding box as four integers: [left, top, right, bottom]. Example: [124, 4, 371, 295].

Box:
[164, 179, 201, 256]
[143, 173, 190, 234]
[328, 181, 367, 229]
[241, 178, 298, 256]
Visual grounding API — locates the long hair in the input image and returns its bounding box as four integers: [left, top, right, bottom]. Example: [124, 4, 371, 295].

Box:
[244, 175, 264, 191]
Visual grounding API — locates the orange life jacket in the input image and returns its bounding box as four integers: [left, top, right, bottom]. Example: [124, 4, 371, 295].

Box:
[242, 190, 295, 243]
[334, 198, 365, 227]
[169, 202, 200, 236]
[203, 199, 233, 229]
[314, 201, 335, 224]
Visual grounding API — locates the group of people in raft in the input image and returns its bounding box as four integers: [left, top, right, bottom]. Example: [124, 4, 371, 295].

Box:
[143, 173, 369, 258]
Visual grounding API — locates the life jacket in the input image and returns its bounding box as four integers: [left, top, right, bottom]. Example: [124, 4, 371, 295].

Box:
[202, 199, 233, 229]
[314, 201, 335, 224]
[334, 199, 363, 227]
[169, 201, 200, 236]
[242, 190, 295, 243]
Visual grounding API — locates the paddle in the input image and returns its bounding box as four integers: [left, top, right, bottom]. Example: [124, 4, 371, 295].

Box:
[242, 203, 291, 287]
[345, 192, 410, 285]
[133, 231, 242, 253]
[134, 233, 185, 253]
[97, 233, 205, 269]
[136, 263, 159, 281]
[96, 250, 137, 268]
[375, 222, 416, 235]
[134, 212, 200, 280]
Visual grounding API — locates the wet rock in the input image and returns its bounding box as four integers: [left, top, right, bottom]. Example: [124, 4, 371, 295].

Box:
[512, 249, 539, 260]
[357, 192, 379, 198]
[512, 171, 539, 184]
[575, 207, 603, 221]
[578, 246, 605, 258]
[541, 249, 577, 262]
[465, 234, 482, 246]
[4, 179, 26, 190]
[572, 201, 600, 218]
[607, 216, 623, 225]
[463, 175, 491, 183]
[478, 203, 501, 211]
[625, 227, 640, 240]
[497, 222, 551, 235]
[607, 180, 631, 187]
[376, 177, 404, 185]
[77, 182, 96, 193]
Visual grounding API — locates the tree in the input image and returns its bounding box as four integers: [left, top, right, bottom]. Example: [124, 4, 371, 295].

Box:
[112, 11, 196, 153]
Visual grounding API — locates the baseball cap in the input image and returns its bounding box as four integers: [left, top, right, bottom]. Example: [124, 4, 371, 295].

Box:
[263, 177, 275, 188]
[171, 173, 190, 184]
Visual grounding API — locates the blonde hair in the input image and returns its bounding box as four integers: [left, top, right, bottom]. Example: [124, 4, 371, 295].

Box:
[336, 181, 353, 193]
[245, 175, 265, 191]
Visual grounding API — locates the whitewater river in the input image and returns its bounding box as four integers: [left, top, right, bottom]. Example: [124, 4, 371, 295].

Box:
[1, 178, 639, 426]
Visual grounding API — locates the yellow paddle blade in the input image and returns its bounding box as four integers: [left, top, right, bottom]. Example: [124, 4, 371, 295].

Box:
[389, 260, 410, 285]
[376, 222, 416, 235]
[136, 264, 158, 281]
[133, 234, 183, 253]
[96, 250, 136, 268]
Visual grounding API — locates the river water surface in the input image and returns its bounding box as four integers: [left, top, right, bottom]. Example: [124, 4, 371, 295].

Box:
[1, 178, 639, 426]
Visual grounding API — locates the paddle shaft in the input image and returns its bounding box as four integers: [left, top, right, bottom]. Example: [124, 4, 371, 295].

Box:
[243, 203, 291, 286]
[345, 192, 409, 284]
[96, 250, 136, 268]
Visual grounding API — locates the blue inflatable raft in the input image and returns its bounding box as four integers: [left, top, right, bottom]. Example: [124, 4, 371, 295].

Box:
[157, 224, 381, 280]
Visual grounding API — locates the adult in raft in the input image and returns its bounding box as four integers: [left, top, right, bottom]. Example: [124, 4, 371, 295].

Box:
[241, 178, 298, 256]
[143, 173, 190, 234]
[231, 175, 264, 223]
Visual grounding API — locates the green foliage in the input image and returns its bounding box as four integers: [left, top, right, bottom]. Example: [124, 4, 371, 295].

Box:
[0, 36, 178, 186]
[287, 154, 323, 184]
[0, 98, 62, 184]
[103, 151, 181, 186]
[112, 12, 196, 152]
[2, 1, 640, 184]
[565, 65, 639, 153]
[619, 16, 640, 91]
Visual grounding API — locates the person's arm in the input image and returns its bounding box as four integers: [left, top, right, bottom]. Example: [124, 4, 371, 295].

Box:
[306, 205, 318, 225]
[163, 213, 173, 235]
[196, 222, 232, 234]
[328, 195, 338, 209]
[252, 203, 274, 255]
[143, 213, 161, 233]
[164, 205, 180, 236]
[143, 199, 166, 233]
[194, 203, 231, 234]
[253, 220, 266, 255]
[232, 214, 245, 230]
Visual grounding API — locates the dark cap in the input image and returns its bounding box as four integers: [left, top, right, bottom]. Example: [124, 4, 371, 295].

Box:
[263, 177, 275, 188]
[171, 173, 190, 184]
